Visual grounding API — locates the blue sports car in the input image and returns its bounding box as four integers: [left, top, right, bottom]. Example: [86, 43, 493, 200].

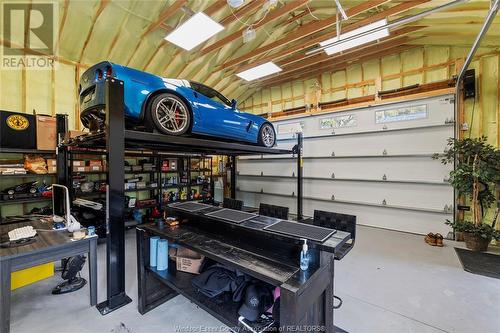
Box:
[79, 61, 276, 147]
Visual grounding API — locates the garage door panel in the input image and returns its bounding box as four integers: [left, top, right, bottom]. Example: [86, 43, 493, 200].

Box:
[304, 158, 452, 182]
[275, 95, 454, 140]
[238, 160, 295, 176]
[300, 127, 451, 156]
[237, 94, 454, 235]
[304, 181, 452, 211]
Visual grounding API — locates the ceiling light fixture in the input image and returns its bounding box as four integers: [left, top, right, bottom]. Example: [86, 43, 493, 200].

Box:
[236, 62, 282, 81]
[164, 12, 224, 51]
[242, 26, 256, 43]
[319, 18, 388, 55]
[227, 0, 245, 8]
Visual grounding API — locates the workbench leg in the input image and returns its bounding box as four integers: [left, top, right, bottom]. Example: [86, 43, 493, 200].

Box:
[0, 260, 11, 333]
[321, 252, 335, 332]
[89, 240, 98, 306]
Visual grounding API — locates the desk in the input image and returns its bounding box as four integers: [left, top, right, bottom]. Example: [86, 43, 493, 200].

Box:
[0, 220, 98, 333]
[137, 207, 351, 332]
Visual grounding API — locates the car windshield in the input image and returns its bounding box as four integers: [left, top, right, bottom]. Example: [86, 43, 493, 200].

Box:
[189, 81, 231, 107]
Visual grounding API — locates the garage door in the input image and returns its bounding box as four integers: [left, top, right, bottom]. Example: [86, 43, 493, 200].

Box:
[237, 94, 455, 236]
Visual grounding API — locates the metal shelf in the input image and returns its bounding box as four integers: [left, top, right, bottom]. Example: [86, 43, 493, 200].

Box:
[237, 174, 451, 186]
[277, 123, 454, 142]
[0, 148, 56, 154]
[237, 189, 451, 214]
[0, 197, 52, 205]
[72, 171, 107, 175]
[0, 173, 57, 178]
[124, 187, 159, 193]
[63, 130, 293, 156]
[239, 153, 440, 161]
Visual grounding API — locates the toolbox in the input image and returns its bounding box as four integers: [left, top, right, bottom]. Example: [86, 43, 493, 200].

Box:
[0, 110, 37, 149]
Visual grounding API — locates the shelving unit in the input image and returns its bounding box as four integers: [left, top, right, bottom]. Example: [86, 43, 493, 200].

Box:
[0, 147, 58, 222]
[59, 78, 295, 315]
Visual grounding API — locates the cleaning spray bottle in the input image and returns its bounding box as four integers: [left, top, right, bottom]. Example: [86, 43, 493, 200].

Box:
[300, 239, 310, 271]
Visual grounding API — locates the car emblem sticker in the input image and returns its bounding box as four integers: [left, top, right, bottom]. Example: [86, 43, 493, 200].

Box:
[6, 114, 29, 130]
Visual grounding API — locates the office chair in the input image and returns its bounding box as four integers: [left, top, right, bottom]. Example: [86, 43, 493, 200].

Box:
[259, 203, 289, 220]
[223, 197, 243, 211]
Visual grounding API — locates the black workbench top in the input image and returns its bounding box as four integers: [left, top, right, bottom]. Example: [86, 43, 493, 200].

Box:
[167, 205, 351, 254]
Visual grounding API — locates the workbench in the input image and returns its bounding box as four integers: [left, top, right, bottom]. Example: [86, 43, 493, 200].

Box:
[136, 204, 350, 332]
[0, 220, 98, 333]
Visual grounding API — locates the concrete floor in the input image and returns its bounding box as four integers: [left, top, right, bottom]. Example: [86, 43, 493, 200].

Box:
[10, 226, 500, 333]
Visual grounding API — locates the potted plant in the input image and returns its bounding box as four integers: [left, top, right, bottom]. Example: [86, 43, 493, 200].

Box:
[435, 136, 500, 251]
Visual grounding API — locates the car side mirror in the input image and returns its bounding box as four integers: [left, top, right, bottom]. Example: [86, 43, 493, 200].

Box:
[231, 99, 237, 109]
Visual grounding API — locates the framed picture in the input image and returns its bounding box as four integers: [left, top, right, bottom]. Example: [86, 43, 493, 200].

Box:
[320, 114, 357, 129]
[375, 104, 428, 124]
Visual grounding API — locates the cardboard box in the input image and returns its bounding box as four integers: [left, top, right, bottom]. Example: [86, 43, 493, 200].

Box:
[170, 247, 204, 274]
[36, 115, 56, 150]
[72, 166, 86, 172]
[48, 166, 57, 174]
[0, 110, 36, 149]
[46, 158, 57, 166]
[89, 165, 102, 172]
[67, 130, 86, 139]
[89, 160, 102, 167]
[73, 160, 85, 167]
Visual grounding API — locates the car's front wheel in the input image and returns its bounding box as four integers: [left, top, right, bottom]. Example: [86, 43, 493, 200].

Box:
[258, 123, 276, 147]
[148, 93, 191, 135]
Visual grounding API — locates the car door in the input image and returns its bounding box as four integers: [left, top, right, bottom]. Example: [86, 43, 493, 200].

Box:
[189, 82, 248, 140]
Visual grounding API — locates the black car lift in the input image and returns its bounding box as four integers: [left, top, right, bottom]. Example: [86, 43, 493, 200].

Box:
[58, 78, 303, 315]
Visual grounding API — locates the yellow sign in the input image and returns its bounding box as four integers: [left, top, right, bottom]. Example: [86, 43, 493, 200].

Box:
[6, 114, 29, 130]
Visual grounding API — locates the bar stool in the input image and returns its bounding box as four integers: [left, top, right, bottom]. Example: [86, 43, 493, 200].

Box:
[259, 203, 289, 220]
[222, 197, 243, 211]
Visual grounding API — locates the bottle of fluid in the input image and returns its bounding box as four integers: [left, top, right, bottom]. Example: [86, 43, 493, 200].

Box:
[300, 239, 310, 271]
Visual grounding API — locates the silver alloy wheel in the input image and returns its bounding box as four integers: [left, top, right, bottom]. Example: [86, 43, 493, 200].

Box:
[154, 96, 189, 134]
[261, 124, 275, 147]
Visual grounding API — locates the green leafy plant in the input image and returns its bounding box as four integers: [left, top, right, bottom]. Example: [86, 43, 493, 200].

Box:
[435, 136, 499, 241]
[445, 220, 500, 241]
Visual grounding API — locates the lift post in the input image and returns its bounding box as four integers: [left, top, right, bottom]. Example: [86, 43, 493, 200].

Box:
[295, 133, 303, 220]
[96, 78, 132, 315]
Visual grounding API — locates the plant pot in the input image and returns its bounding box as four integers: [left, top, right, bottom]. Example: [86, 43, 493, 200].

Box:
[463, 232, 491, 252]
[455, 231, 465, 242]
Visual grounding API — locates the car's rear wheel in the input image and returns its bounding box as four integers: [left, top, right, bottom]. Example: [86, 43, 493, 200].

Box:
[148, 93, 191, 135]
[258, 123, 276, 147]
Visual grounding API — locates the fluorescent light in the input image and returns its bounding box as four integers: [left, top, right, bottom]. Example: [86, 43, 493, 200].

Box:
[165, 12, 224, 51]
[236, 62, 282, 81]
[320, 19, 389, 55]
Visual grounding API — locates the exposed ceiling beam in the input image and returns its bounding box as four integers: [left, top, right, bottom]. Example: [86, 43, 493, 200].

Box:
[219, 0, 389, 70]
[277, 25, 424, 71]
[199, 0, 309, 57]
[232, 0, 430, 73]
[106, 2, 139, 59]
[258, 38, 415, 87]
[219, 0, 267, 26]
[140, 0, 187, 39]
[78, 0, 110, 63]
[55, 0, 69, 53]
[204, 0, 228, 16]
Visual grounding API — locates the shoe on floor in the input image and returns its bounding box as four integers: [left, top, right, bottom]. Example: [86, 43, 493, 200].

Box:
[425, 233, 437, 246]
[435, 233, 444, 247]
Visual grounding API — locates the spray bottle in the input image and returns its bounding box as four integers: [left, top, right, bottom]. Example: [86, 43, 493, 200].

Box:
[300, 239, 310, 271]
